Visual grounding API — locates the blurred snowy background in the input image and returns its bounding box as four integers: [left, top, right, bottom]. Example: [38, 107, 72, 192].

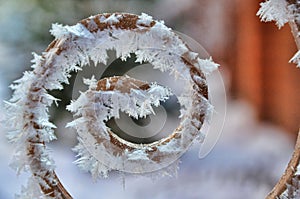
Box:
[0, 0, 297, 199]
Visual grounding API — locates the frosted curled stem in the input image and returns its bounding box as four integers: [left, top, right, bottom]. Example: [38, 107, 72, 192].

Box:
[258, 0, 300, 198]
[5, 13, 218, 198]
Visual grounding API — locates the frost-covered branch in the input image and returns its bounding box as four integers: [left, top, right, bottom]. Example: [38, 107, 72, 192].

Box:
[258, 0, 300, 66]
[265, 129, 300, 198]
[257, 1, 300, 198]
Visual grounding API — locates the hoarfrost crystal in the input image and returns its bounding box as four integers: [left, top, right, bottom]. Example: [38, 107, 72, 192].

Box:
[4, 13, 219, 198]
[257, 0, 290, 28]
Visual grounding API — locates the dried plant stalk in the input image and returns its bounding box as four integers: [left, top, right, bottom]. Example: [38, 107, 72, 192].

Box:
[258, 0, 300, 198]
[266, 129, 300, 198]
[5, 13, 218, 198]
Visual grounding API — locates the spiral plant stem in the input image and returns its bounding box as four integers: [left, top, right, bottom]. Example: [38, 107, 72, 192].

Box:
[5, 13, 218, 198]
[26, 55, 73, 198]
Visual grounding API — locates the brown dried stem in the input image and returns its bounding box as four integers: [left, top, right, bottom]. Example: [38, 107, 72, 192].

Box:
[263, 2, 300, 197]
[21, 12, 210, 198]
[266, 129, 300, 198]
[289, 20, 300, 50]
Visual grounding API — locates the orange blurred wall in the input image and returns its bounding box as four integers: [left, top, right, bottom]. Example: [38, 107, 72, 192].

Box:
[232, 0, 300, 136]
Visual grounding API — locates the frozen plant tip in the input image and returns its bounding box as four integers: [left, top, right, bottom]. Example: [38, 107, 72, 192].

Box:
[258, 0, 300, 67]
[257, 0, 290, 28]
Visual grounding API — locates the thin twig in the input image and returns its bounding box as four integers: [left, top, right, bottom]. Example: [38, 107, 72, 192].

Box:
[266, 129, 300, 198]
[54, 172, 73, 199]
[261, 1, 300, 197]
[289, 20, 300, 50]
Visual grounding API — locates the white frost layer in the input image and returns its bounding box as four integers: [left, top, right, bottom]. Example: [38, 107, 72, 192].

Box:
[257, 0, 290, 28]
[5, 13, 219, 195]
[296, 162, 300, 175]
[197, 57, 219, 75]
[290, 50, 300, 68]
[258, 1, 300, 68]
[15, 177, 49, 199]
[67, 78, 176, 176]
